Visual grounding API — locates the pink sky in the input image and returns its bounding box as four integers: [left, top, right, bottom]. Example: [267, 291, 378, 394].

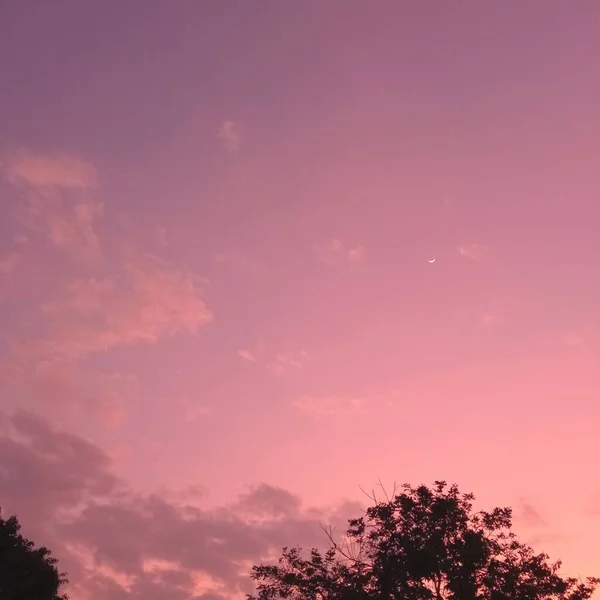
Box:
[1, 1, 599, 598]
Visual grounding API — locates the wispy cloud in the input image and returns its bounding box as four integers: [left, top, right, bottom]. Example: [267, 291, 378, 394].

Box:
[218, 120, 241, 153]
[236, 345, 305, 373]
[0, 252, 21, 276]
[0, 360, 26, 384]
[313, 239, 367, 266]
[24, 360, 136, 428]
[458, 243, 489, 262]
[516, 498, 547, 528]
[85, 372, 137, 431]
[5, 149, 104, 264]
[480, 312, 502, 326]
[563, 333, 586, 348]
[292, 395, 364, 417]
[47, 199, 104, 264]
[18, 258, 212, 361]
[267, 352, 306, 374]
[5, 149, 98, 189]
[237, 349, 259, 363]
[154, 226, 169, 248]
[237, 341, 265, 363]
[214, 251, 265, 274]
[347, 245, 367, 262]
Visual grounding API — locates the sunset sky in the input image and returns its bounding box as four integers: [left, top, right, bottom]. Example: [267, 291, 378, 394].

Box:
[1, 1, 599, 598]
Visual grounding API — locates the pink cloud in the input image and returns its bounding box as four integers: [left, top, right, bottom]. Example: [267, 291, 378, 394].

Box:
[0, 360, 26, 384]
[13, 360, 135, 429]
[563, 333, 586, 348]
[267, 353, 304, 374]
[292, 395, 364, 417]
[480, 312, 500, 325]
[313, 239, 367, 266]
[47, 200, 104, 264]
[458, 243, 489, 262]
[86, 392, 127, 431]
[214, 252, 265, 274]
[237, 349, 259, 363]
[4, 150, 104, 264]
[218, 120, 241, 153]
[0, 252, 21, 276]
[0, 411, 356, 600]
[236, 340, 266, 364]
[17, 258, 212, 362]
[5, 149, 98, 189]
[347, 244, 367, 262]
[154, 226, 169, 248]
[33, 359, 79, 414]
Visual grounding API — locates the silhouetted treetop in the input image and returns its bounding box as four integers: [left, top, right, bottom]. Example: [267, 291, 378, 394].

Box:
[248, 480, 599, 600]
[0, 509, 68, 600]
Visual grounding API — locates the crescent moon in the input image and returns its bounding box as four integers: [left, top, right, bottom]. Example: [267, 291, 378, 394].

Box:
[428, 258, 436, 263]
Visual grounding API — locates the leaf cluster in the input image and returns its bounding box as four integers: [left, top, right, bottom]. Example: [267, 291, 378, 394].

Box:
[0, 509, 68, 600]
[248, 481, 598, 600]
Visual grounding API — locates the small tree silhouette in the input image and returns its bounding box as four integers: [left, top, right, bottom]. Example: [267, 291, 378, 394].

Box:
[0, 509, 68, 600]
[248, 481, 599, 600]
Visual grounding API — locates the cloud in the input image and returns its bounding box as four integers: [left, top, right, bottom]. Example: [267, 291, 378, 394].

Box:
[5, 149, 98, 189]
[218, 121, 240, 153]
[179, 401, 212, 423]
[235, 484, 302, 522]
[86, 391, 127, 431]
[0, 410, 120, 529]
[313, 239, 367, 266]
[267, 353, 304, 374]
[214, 252, 265, 274]
[0, 252, 20, 276]
[515, 498, 547, 528]
[458, 243, 489, 262]
[511, 500, 563, 548]
[0, 411, 357, 600]
[347, 245, 366, 262]
[154, 227, 168, 248]
[5, 149, 103, 264]
[292, 395, 364, 417]
[0, 360, 26, 384]
[236, 341, 266, 364]
[17, 362, 134, 429]
[32, 359, 80, 414]
[17, 257, 212, 361]
[479, 312, 504, 327]
[237, 346, 305, 373]
[47, 199, 104, 264]
[563, 333, 586, 348]
[237, 349, 258, 363]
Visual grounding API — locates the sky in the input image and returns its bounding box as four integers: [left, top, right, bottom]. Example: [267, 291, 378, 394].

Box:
[1, 1, 599, 598]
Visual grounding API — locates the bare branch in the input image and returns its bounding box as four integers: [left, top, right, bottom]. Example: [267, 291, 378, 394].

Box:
[318, 521, 372, 568]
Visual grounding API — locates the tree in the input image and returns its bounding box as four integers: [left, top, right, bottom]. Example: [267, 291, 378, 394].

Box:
[248, 481, 599, 600]
[0, 509, 68, 600]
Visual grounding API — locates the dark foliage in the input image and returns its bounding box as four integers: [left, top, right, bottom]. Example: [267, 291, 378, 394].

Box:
[0, 509, 68, 600]
[248, 481, 598, 600]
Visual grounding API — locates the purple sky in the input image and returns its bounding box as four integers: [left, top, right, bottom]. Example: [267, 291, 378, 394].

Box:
[1, 2, 599, 599]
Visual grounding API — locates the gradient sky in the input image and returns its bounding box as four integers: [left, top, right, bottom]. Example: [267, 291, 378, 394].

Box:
[1, 1, 599, 599]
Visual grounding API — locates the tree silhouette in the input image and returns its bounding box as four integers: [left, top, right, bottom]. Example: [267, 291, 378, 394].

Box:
[248, 481, 598, 600]
[0, 509, 68, 600]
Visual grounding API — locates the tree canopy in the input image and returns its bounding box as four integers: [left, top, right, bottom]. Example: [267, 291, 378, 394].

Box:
[0, 509, 68, 600]
[248, 481, 599, 600]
